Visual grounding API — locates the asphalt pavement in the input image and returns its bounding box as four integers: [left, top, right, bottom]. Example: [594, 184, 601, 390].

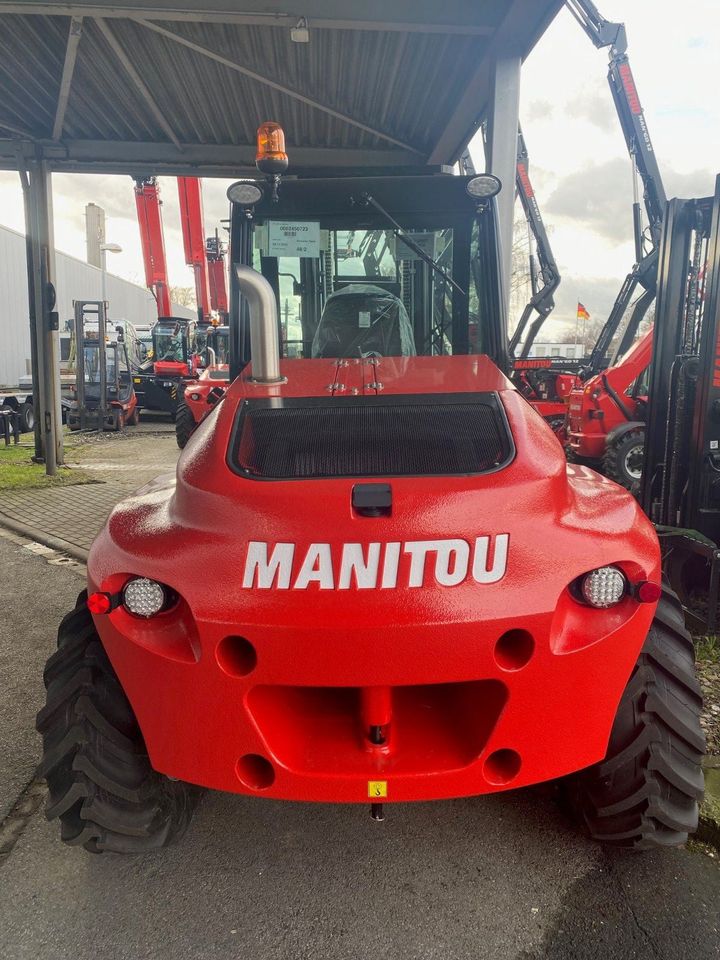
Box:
[0, 535, 718, 960]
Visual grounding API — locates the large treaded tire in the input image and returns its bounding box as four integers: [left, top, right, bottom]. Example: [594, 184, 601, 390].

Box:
[36, 593, 199, 853]
[20, 401, 34, 433]
[602, 426, 645, 491]
[565, 587, 705, 849]
[174, 400, 196, 449]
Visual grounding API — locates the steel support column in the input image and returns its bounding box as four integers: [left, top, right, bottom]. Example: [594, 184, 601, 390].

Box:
[486, 52, 522, 315]
[21, 158, 63, 473]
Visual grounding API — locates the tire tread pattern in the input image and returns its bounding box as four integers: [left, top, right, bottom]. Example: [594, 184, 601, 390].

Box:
[566, 586, 705, 849]
[174, 400, 196, 449]
[36, 593, 199, 853]
[602, 426, 645, 490]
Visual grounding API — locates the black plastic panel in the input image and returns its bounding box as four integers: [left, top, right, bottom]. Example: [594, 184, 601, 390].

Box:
[229, 393, 513, 480]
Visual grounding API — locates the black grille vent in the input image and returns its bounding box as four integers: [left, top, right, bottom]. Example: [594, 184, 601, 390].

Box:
[231, 394, 513, 480]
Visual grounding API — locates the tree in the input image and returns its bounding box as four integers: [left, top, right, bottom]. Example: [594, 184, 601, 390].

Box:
[168, 285, 196, 308]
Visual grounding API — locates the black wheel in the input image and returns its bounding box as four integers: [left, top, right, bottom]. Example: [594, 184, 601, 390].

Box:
[564, 446, 596, 468]
[36, 593, 199, 853]
[564, 587, 705, 849]
[602, 427, 645, 490]
[175, 400, 196, 449]
[544, 415, 566, 440]
[1, 403, 18, 437]
[20, 401, 34, 433]
[129, 405, 140, 427]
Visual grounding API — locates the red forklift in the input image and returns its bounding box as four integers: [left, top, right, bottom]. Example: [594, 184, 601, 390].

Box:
[36, 123, 703, 853]
[562, 0, 667, 484]
[67, 300, 139, 432]
[175, 324, 229, 448]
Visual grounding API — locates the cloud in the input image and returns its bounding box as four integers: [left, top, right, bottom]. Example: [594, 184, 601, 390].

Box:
[550, 273, 625, 330]
[53, 173, 136, 221]
[662, 168, 718, 200]
[545, 158, 634, 243]
[526, 99, 554, 121]
[565, 92, 616, 133]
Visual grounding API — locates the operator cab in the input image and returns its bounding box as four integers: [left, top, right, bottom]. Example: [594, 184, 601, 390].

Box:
[154, 318, 192, 364]
[80, 337, 133, 406]
[228, 171, 506, 373]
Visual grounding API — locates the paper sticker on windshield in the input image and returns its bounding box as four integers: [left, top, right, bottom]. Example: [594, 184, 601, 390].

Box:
[359, 311, 371, 328]
[268, 220, 321, 258]
[394, 232, 437, 261]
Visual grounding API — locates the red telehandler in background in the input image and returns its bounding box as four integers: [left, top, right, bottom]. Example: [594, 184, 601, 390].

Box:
[462, 132, 573, 437]
[174, 323, 230, 448]
[133, 176, 203, 418]
[507, 127, 577, 435]
[173, 189, 230, 447]
[206, 230, 229, 322]
[562, 0, 667, 486]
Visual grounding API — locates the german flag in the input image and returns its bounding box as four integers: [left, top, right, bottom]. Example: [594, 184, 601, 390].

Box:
[577, 302, 590, 321]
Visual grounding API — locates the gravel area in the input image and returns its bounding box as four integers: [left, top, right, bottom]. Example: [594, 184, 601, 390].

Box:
[698, 656, 720, 757]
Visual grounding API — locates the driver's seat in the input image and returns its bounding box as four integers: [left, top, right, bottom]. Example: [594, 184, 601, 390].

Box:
[311, 284, 416, 359]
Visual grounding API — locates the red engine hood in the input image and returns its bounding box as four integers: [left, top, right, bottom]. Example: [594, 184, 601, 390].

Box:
[235, 354, 512, 400]
[154, 360, 189, 377]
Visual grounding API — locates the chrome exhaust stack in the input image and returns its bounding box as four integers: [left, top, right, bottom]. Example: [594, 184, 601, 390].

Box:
[234, 265, 285, 384]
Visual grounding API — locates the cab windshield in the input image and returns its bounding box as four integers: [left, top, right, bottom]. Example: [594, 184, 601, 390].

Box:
[252, 223, 482, 359]
[231, 176, 505, 366]
[82, 344, 116, 384]
[154, 326, 186, 363]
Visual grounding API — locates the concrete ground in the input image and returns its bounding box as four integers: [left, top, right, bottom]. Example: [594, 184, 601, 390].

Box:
[0, 422, 179, 557]
[0, 534, 718, 960]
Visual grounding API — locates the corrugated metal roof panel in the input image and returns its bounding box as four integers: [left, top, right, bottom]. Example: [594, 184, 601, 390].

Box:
[0, 2, 563, 172]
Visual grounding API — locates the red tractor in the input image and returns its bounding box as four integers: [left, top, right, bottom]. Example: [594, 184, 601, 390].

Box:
[175, 325, 230, 448]
[36, 136, 703, 853]
[133, 316, 203, 419]
[566, 327, 652, 487]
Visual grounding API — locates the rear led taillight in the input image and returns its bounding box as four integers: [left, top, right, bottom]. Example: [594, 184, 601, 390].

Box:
[87, 592, 113, 614]
[122, 577, 169, 618]
[635, 580, 662, 604]
[575, 566, 627, 608]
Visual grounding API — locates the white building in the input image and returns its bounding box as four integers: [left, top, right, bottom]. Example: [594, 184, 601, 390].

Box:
[523, 341, 581, 359]
[0, 224, 194, 386]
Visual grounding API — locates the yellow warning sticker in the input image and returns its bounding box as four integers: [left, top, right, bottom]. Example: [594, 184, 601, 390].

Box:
[368, 780, 387, 799]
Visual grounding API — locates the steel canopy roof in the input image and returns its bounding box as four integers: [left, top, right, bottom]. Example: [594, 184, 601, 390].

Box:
[0, 0, 562, 176]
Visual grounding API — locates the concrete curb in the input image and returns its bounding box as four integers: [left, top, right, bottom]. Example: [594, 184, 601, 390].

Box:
[0, 513, 88, 563]
[698, 764, 720, 850]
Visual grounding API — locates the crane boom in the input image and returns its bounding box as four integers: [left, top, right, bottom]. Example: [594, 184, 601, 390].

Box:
[565, 0, 666, 251]
[510, 124, 561, 357]
[462, 134, 561, 359]
[206, 232, 229, 319]
[177, 177, 213, 324]
[565, 0, 668, 377]
[133, 177, 172, 318]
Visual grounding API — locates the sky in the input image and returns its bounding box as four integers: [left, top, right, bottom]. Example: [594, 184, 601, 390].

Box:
[0, 0, 718, 339]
